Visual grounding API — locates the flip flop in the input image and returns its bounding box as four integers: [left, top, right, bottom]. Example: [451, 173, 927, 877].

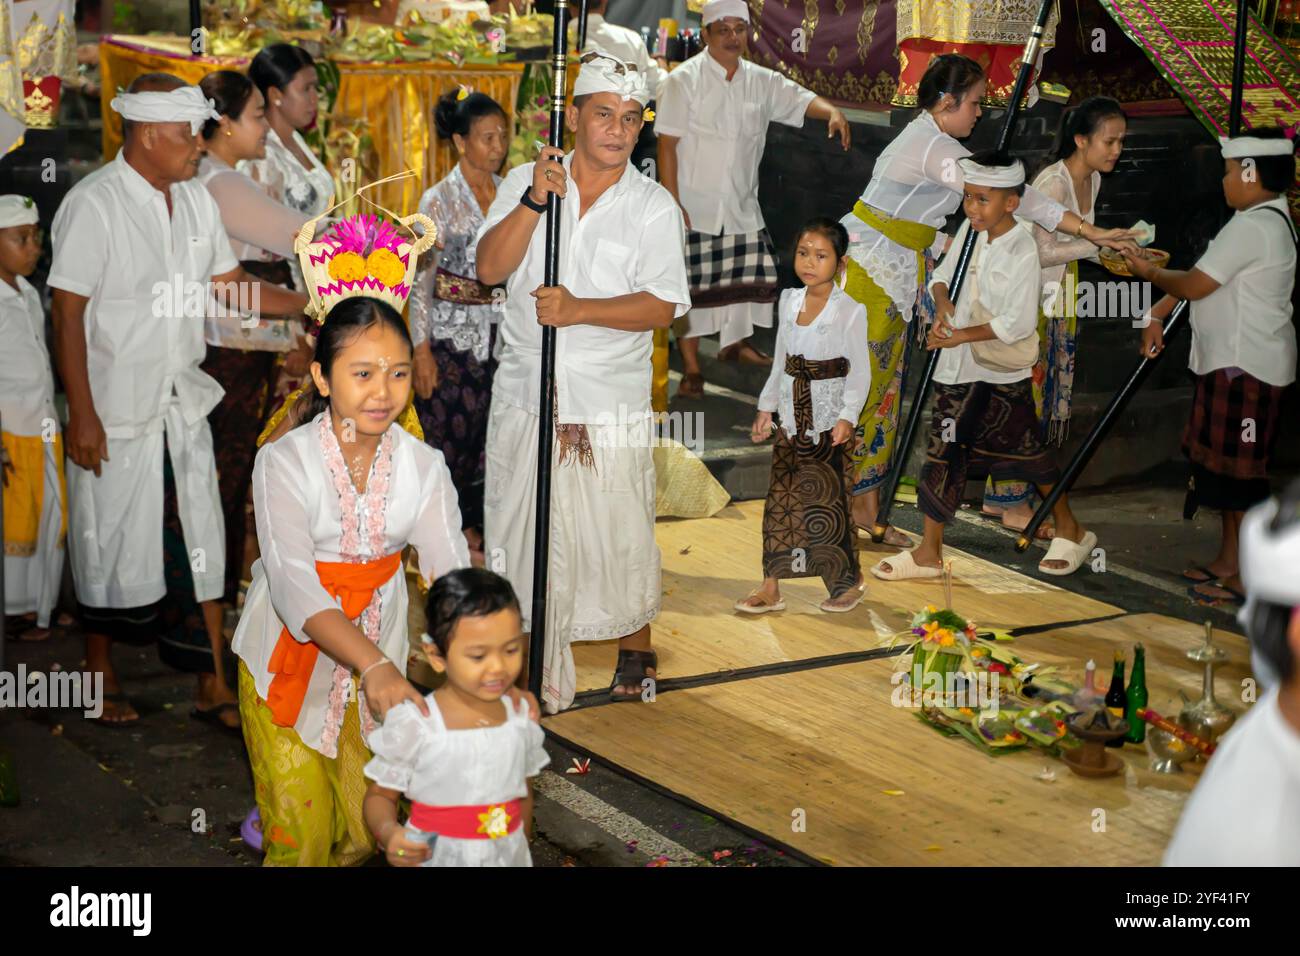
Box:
[1038, 531, 1099, 577]
[870, 551, 943, 581]
[90, 691, 140, 729]
[856, 525, 913, 548]
[1187, 582, 1246, 607]
[1181, 565, 1221, 584]
[190, 701, 242, 735]
[734, 590, 786, 614]
[820, 583, 866, 613]
[676, 372, 705, 400]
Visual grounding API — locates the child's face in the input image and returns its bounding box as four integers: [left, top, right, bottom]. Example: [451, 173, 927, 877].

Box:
[1221, 158, 1271, 210]
[311, 322, 413, 439]
[793, 230, 841, 288]
[0, 223, 41, 278]
[963, 183, 1020, 233]
[426, 607, 525, 701]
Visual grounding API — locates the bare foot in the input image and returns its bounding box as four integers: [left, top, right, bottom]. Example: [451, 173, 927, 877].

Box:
[821, 577, 866, 611]
[718, 341, 771, 366]
[196, 676, 241, 730]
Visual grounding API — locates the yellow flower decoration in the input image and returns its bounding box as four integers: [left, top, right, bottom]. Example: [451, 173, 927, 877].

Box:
[366, 248, 406, 287]
[937, 630, 956, 648]
[457, 85, 470, 101]
[476, 804, 512, 839]
[643, 107, 655, 122]
[328, 251, 366, 283]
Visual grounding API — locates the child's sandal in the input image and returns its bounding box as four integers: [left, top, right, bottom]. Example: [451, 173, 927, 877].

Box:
[609, 649, 658, 703]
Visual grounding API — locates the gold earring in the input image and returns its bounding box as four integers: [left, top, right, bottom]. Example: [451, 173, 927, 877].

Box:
[225, 129, 232, 137]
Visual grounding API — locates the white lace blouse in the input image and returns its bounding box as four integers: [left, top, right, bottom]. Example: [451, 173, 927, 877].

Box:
[242, 127, 334, 291]
[232, 412, 470, 756]
[1022, 160, 1099, 317]
[839, 111, 1068, 318]
[759, 285, 871, 442]
[365, 693, 549, 867]
[408, 163, 502, 362]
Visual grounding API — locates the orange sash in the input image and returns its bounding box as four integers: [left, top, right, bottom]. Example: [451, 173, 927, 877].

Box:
[265, 551, 404, 728]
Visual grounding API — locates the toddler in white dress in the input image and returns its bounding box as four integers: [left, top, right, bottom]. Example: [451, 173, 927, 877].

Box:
[363, 568, 549, 866]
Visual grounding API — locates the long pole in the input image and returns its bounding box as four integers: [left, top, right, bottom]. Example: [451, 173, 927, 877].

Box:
[577, 0, 590, 52]
[1013, 0, 1251, 551]
[528, 5, 570, 700]
[189, 0, 202, 54]
[870, 0, 1056, 542]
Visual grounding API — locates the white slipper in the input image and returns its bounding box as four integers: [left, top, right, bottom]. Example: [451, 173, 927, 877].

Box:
[820, 583, 866, 613]
[734, 591, 786, 614]
[870, 551, 943, 581]
[1038, 530, 1098, 577]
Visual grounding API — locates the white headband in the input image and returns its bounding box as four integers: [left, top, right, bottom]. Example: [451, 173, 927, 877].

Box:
[959, 156, 1026, 188]
[573, 49, 650, 105]
[110, 86, 221, 136]
[0, 195, 39, 229]
[702, 0, 750, 26]
[1220, 135, 1296, 159]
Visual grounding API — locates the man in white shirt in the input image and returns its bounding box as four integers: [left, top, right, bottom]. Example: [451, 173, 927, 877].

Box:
[1164, 480, 1300, 866]
[1126, 130, 1298, 607]
[872, 154, 1095, 582]
[568, 0, 666, 100]
[655, 0, 850, 398]
[476, 50, 690, 714]
[49, 73, 307, 727]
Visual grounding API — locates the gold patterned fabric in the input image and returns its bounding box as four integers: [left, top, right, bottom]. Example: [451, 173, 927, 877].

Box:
[238, 661, 376, 867]
[896, 0, 1059, 47]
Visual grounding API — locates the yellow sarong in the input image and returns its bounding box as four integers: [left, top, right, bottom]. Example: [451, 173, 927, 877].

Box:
[238, 661, 376, 867]
[842, 202, 937, 494]
[1, 431, 66, 556]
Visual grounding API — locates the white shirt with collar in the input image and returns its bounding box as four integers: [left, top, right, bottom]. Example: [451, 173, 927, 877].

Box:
[654, 49, 817, 236]
[476, 152, 691, 425]
[929, 218, 1042, 386]
[759, 285, 871, 442]
[0, 275, 58, 437]
[572, 13, 666, 100]
[1189, 196, 1297, 387]
[48, 151, 239, 439]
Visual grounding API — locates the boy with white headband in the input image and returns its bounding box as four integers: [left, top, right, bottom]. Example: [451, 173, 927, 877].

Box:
[476, 49, 691, 712]
[656, 0, 851, 398]
[48, 73, 308, 728]
[1124, 129, 1298, 608]
[873, 151, 1096, 581]
[0, 195, 66, 641]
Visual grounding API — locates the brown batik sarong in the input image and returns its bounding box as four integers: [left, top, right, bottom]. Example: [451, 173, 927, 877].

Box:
[761, 355, 860, 598]
[919, 379, 1061, 524]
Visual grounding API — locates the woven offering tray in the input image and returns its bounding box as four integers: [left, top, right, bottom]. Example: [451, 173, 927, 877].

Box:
[1099, 246, 1170, 277]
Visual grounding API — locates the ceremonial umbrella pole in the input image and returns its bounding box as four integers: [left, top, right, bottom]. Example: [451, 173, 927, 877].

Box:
[577, 0, 590, 52]
[527, 4, 571, 700]
[1013, 0, 1251, 551]
[189, 0, 202, 52]
[870, 0, 1056, 542]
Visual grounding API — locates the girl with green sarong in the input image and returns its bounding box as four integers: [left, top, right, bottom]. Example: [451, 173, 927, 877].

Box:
[837, 56, 1134, 544]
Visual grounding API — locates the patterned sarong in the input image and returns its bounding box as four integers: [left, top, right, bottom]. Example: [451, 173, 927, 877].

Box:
[761, 355, 860, 598]
[686, 228, 780, 308]
[919, 380, 1062, 525]
[1183, 367, 1285, 492]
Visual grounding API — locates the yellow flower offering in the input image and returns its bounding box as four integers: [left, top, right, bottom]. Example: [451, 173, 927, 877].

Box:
[328, 251, 367, 283]
[643, 107, 655, 122]
[366, 248, 406, 287]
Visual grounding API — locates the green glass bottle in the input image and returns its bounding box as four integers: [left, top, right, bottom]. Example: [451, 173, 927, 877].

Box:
[1104, 650, 1127, 748]
[1125, 644, 1149, 744]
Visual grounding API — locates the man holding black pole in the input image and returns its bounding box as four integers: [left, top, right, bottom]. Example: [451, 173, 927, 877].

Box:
[475, 51, 691, 714]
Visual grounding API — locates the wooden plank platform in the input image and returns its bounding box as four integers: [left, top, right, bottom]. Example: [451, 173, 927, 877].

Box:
[572, 500, 1125, 693]
[546, 613, 1252, 866]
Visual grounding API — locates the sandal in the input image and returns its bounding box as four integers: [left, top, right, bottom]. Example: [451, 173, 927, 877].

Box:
[734, 590, 786, 614]
[1037, 531, 1098, 577]
[676, 372, 705, 400]
[609, 648, 658, 703]
[191, 701, 242, 734]
[1181, 565, 1223, 584]
[1188, 582, 1245, 607]
[90, 691, 140, 728]
[871, 551, 943, 581]
[820, 582, 866, 614]
[858, 524, 913, 549]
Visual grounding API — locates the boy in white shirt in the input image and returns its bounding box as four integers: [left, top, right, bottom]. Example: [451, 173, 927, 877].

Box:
[1164, 479, 1300, 866]
[1125, 129, 1297, 607]
[0, 195, 66, 640]
[872, 152, 1096, 581]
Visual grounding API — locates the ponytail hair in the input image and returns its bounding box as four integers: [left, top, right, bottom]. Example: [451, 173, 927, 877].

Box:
[434, 88, 507, 142]
[1053, 95, 1127, 162]
[290, 296, 414, 428]
[917, 53, 986, 111]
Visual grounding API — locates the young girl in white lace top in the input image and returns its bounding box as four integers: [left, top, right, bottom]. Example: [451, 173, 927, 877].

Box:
[363, 567, 548, 867]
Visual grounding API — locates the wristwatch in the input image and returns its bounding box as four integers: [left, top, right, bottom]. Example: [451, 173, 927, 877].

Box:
[520, 187, 547, 213]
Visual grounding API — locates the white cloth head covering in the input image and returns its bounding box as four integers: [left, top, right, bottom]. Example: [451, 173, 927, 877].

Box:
[1237, 491, 1300, 688]
[0, 195, 39, 229]
[958, 156, 1026, 188]
[1220, 135, 1297, 159]
[110, 86, 221, 136]
[573, 48, 650, 105]
[701, 0, 750, 26]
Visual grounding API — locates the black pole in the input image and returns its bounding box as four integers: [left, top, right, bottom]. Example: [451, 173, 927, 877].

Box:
[870, 0, 1055, 542]
[189, 0, 202, 54]
[1013, 0, 1250, 552]
[528, 5, 570, 701]
[578, 0, 590, 52]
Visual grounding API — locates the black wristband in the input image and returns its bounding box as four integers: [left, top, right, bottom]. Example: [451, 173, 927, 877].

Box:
[520, 186, 546, 213]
